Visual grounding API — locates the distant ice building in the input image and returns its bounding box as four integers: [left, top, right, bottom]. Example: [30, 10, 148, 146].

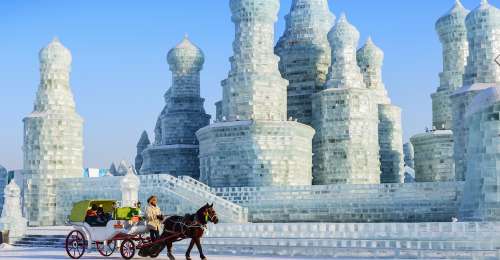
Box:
[197, 0, 315, 187]
[0, 166, 7, 215]
[139, 36, 211, 178]
[403, 142, 415, 169]
[22, 38, 84, 226]
[411, 0, 469, 182]
[134, 131, 150, 172]
[311, 14, 380, 184]
[275, 0, 335, 126]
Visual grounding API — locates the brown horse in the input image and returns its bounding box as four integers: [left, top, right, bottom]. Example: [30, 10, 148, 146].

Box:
[162, 203, 219, 260]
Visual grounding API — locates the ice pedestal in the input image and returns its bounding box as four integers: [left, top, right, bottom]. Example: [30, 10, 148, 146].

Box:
[0, 180, 27, 243]
[120, 167, 140, 207]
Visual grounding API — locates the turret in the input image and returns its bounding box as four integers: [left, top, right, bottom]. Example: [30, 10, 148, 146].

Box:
[167, 35, 205, 97]
[222, 0, 288, 121]
[275, 0, 335, 125]
[357, 37, 390, 104]
[325, 14, 366, 90]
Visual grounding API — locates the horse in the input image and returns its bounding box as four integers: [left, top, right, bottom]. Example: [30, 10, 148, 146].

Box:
[162, 203, 219, 260]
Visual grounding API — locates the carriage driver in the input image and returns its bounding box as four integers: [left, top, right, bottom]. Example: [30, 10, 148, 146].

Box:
[146, 195, 164, 241]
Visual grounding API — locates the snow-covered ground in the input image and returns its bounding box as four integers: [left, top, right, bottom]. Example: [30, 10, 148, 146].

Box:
[0, 246, 336, 260]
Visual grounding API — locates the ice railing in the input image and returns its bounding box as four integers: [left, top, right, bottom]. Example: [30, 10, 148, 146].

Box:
[178, 175, 214, 195]
[140, 174, 248, 224]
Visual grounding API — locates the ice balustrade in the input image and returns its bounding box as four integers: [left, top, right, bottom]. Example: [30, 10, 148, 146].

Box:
[55, 174, 247, 225]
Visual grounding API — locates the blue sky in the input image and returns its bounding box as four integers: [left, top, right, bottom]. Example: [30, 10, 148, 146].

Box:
[0, 0, 497, 170]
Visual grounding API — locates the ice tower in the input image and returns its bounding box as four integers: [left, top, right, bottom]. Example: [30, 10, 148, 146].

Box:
[312, 14, 380, 184]
[452, 0, 500, 182]
[459, 0, 500, 221]
[357, 37, 404, 183]
[139, 36, 211, 178]
[275, 0, 335, 126]
[197, 0, 315, 187]
[23, 38, 84, 226]
[411, 1, 469, 182]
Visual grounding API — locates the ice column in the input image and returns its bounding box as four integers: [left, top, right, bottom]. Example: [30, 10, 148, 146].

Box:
[23, 38, 84, 226]
[197, 0, 315, 187]
[312, 14, 380, 184]
[120, 167, 140, 207]
[275, 0, 335, 126]
[0, 181, 27, 243]
[357, 37, 404, 183]
[139, 36, 211, 178]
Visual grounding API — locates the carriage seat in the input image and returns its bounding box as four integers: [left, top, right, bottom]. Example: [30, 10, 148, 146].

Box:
[115, 207, 141, 221]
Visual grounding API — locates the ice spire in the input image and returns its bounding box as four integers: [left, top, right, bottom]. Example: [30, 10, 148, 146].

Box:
[357, 36, 389, 103]
[275, 0, 335, 125]
[325, 13, 365, 89]
[463, 0, 500, 85]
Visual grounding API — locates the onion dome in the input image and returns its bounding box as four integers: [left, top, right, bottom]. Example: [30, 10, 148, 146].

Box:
[436, 0, 469, 37]
[357, 37, 384, 67]
[328, 13, 360, 48]
[167, 35, 205, 72]
[466, 0, 499, 29]
[39, 37, 72, 68]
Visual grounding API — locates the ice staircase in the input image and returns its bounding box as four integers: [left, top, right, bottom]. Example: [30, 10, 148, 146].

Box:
[13, 222, 500, 259]
[139, 174, 248, 224]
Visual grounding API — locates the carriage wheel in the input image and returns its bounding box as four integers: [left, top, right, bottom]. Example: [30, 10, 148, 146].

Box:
[149, 244, 163, 258]
[96, 240, 117, 257]
[120, 239, 136, 259]
[65, 230, 86, 259]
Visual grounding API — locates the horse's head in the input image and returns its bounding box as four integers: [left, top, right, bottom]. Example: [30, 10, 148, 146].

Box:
[200, 203, 219, 224]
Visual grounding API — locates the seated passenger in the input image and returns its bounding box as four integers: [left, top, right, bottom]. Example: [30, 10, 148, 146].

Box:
[96, 205, 110, 226]
[128, 202, 142, 220]
[85, 204, 98, 225]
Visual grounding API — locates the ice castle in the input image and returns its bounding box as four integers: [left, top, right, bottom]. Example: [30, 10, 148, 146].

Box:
[2, 0, 499, 242]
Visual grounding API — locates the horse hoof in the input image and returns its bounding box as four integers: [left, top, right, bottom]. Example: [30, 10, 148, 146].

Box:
[185, 257, 192, 260]
[168, 253, 176, 260]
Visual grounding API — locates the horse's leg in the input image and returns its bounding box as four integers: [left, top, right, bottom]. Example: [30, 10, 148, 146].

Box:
[185, 238, 195, 260]
[167, 239, 175, 260]
[194, 237, 206, 260]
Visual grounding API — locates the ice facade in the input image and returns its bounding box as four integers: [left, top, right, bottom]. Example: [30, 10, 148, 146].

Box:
[410, 130, 455, 182]
[22, 38, 84, 226]
[213, 182, 463, 223]
[312, 15, 380, 185]
[0, 180, 27, 243]
[460, 86, 500, 221]
[275, 0, 335, 126]
[140, 36, 211, 178]
[452, 0, 500, 182]
[197, 0, 315, 188]
[357, 38, 404, 183]
[55, 174, 248, 225]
